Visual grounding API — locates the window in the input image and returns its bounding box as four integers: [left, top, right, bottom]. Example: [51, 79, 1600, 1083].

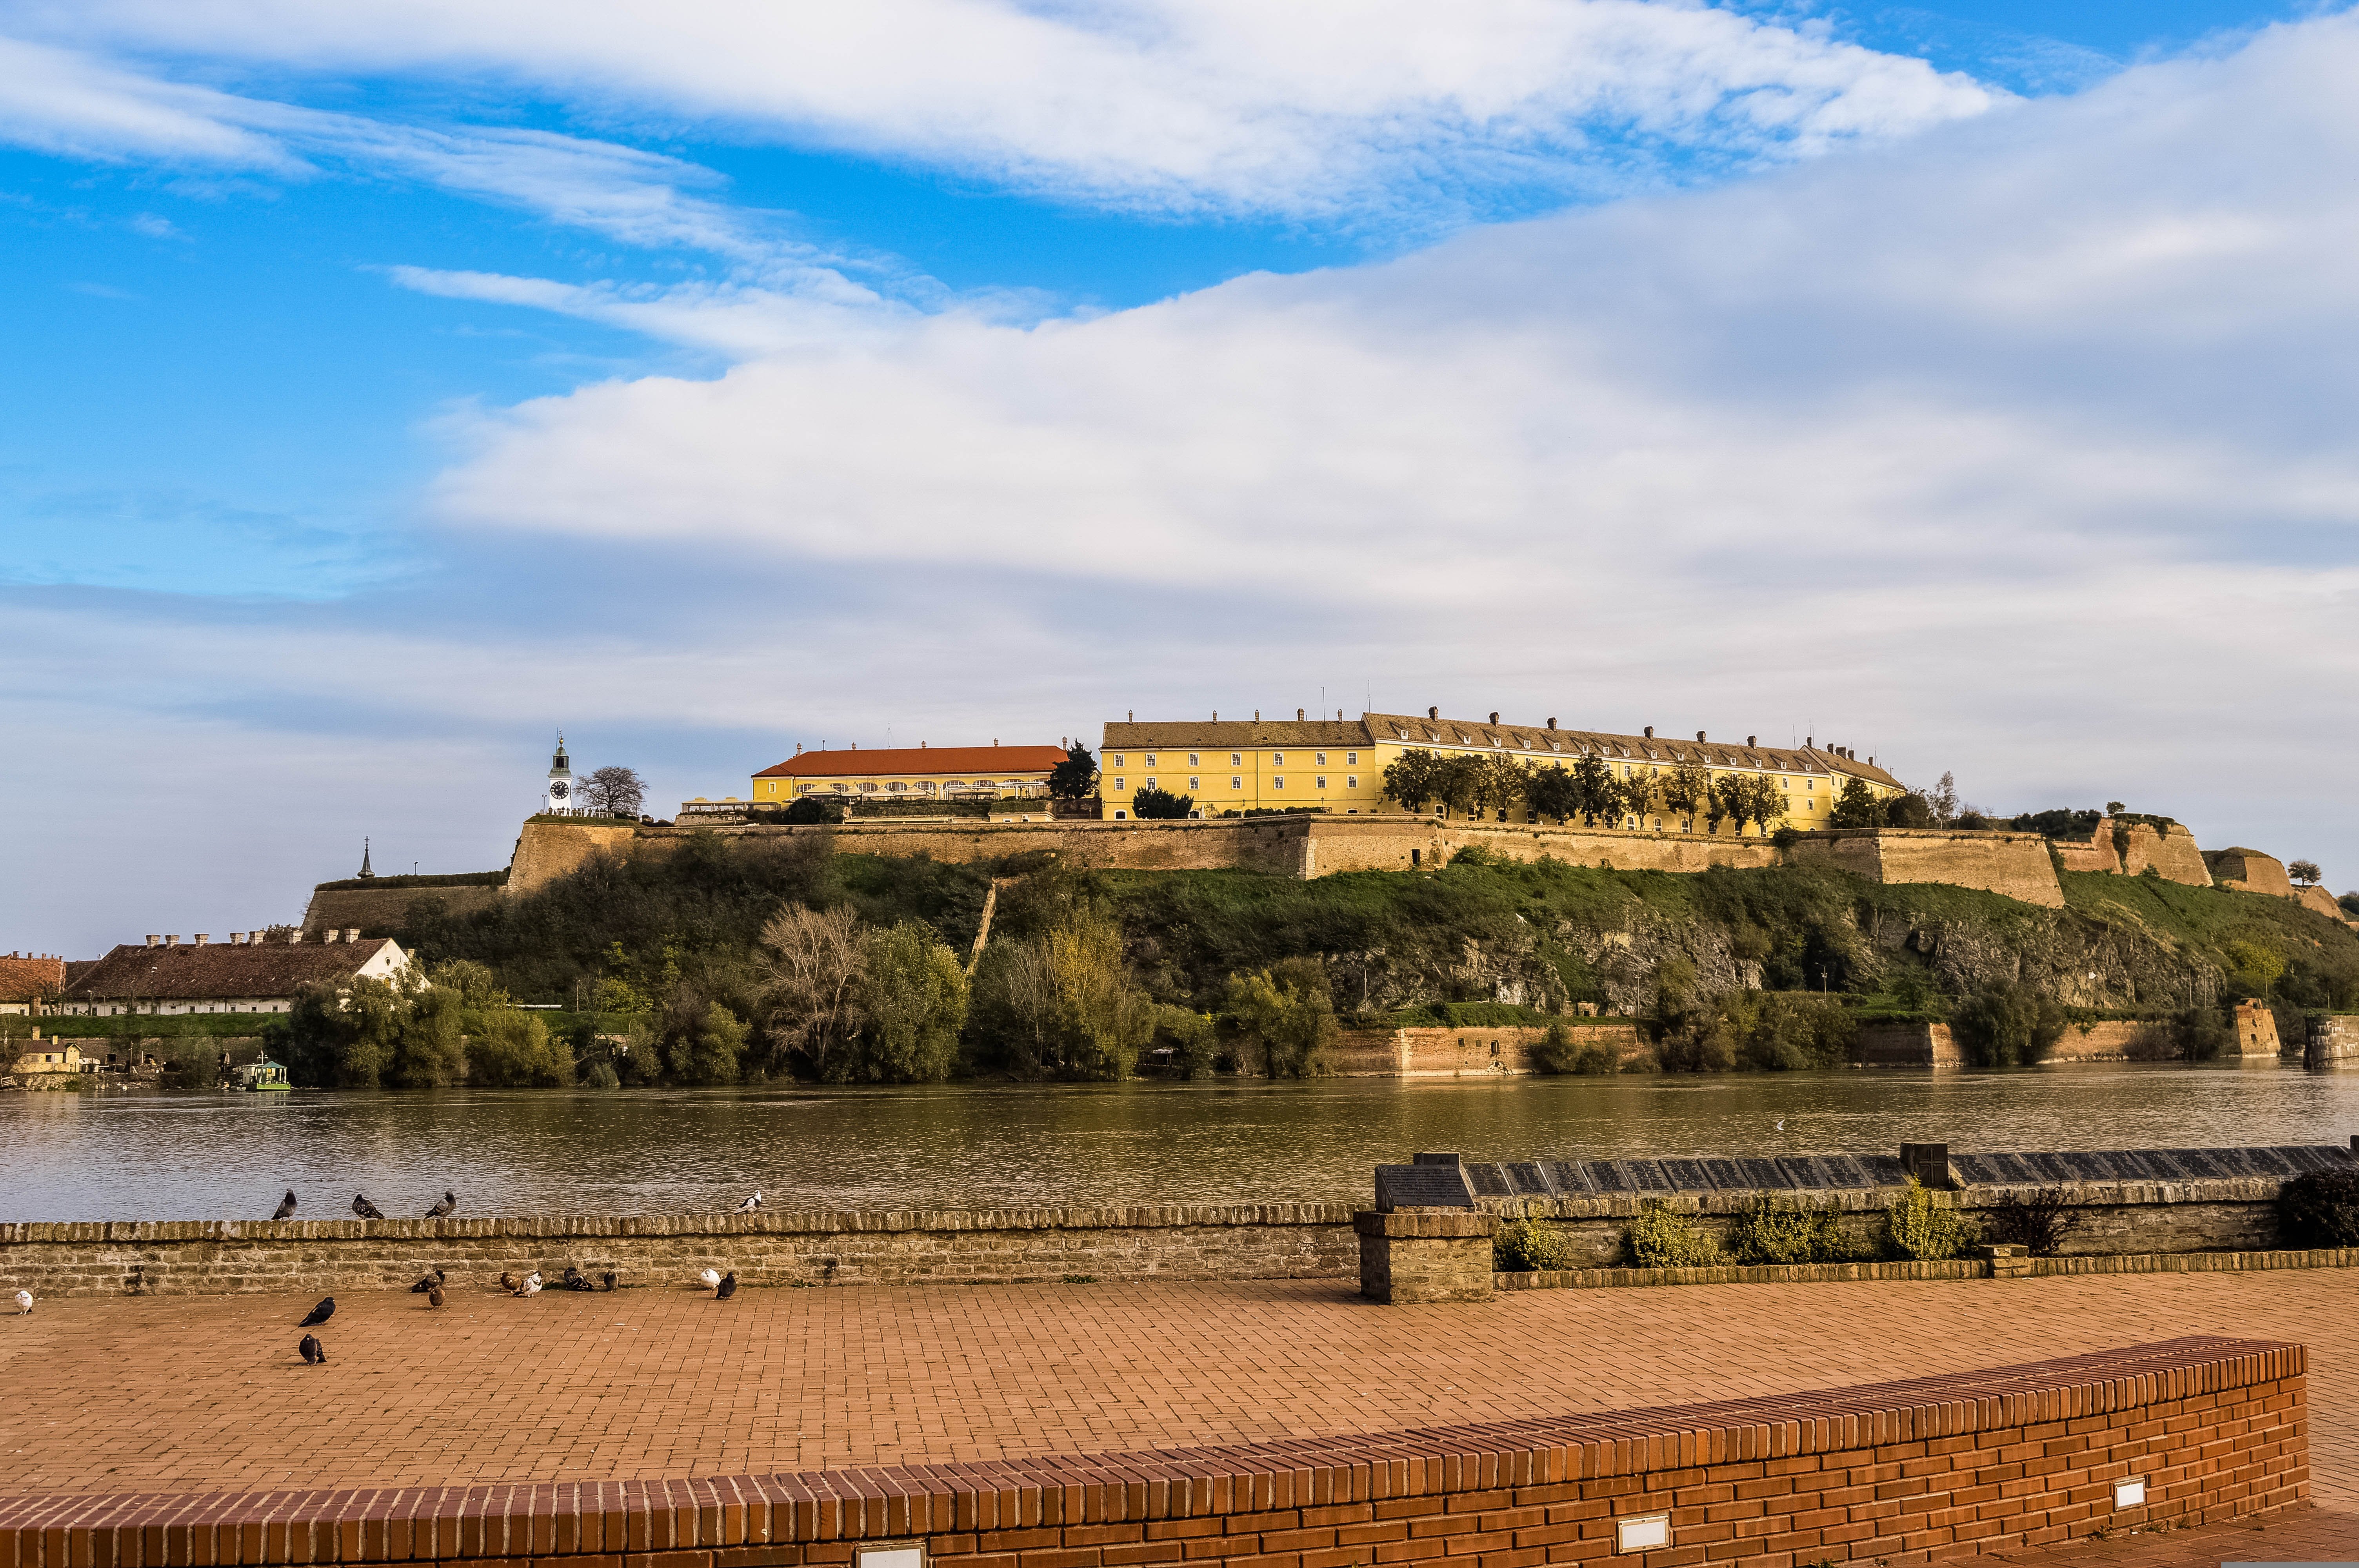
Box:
[1272, 777, 1285, 789]
[1315, 776, 1327, 789]
[1143, 777, 1156, 791]
[1272, 752, 1285, 764]
[1316, 752, 1326, 766]
[1346, 775, 1358, 789]
[1189, 777, 1201, 790]
[1145, 753, 1157, 766]
[1113, 777, 1124, 791]
[1231, 777, 1242, 789]
[860, 782, 877, 792]
[1230, 752, 1241, 765]
[1188, 753, 1199, 766]
[1110, 753, 1124, 766]
[1346, 751, 1357, 764]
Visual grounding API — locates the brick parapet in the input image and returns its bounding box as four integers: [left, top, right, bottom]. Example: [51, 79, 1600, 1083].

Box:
[0, 1338, 2306, 1568]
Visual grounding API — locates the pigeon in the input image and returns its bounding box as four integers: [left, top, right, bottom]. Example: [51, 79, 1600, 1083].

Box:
[299, 1334, 326, 1365]
[424, 1191, 456, 1219]
[562, 1266, 596, 1292]
[520, 1271, 543, 1297]
[600, 1272, 618, 1292]
[427, 1286, 445, 1309]
[409, 1269, 447, 1294]
[12, 1290, 29, 1315]
[498, 1272, 519, 1294]
[715, 1272, 738, 1300]
[271, 1190, 298, 1221]
[298, 1296, 335, 1327]
[698, 1267, 722, 1290]
[733, 1191, 764, 1214]
[352, 1194, 385, 1220]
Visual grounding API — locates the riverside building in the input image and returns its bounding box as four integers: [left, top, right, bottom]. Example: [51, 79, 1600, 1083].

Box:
[1099, 710, 1903, 828]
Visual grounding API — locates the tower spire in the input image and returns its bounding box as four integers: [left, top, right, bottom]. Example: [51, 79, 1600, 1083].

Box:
[358, 837, 374, 879]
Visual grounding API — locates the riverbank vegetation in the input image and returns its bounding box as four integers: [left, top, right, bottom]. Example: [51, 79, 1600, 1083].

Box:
[297, 827, 2359, 1089]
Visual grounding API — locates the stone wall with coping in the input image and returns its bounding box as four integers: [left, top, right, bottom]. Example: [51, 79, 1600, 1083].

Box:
[1329, 1024, 1647, 1076]
[1788, 828, 2064, 906]
[301, 882, 503, 937]
[1855, 1013, 2285, 1066]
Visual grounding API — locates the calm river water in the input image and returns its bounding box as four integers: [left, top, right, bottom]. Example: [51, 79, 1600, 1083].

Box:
[5, 1063, 2357, 1222]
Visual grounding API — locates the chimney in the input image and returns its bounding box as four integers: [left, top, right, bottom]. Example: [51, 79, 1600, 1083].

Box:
[289, 931, 304, 943]
[1747, 735, 1757, 747]
[795, 742, 802, 755]
[1643, 725, 1652, 738]
[1548, 718, 1558, 730]
[231, 932, 247, 946]
[147, 935, 160, 947]
[1427, 706, 1439, 720]
[344, 929, 360, 943]
[1212, 711, 1218, 721]
[166, 935, 180, 947]
[922, 740, 928, 748]
[1696, 731, 1707, 742]
[993, 738, 999, 746]
[1488, 711, 1499, 724]
[1297, 708, 1305, 721]
[1806, 736, 1814, 750]
[194, 934, 209, 946]
[1128, 710, 1134, 722]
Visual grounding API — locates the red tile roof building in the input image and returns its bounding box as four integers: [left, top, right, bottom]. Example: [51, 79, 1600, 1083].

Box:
[57, 934, 411, 1016]
[0, 954, 65, 1014]
[746, 743, 1068, 805]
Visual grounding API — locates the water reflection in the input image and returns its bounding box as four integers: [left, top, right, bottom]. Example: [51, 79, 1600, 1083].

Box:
[3, 1062, 2353, 1222]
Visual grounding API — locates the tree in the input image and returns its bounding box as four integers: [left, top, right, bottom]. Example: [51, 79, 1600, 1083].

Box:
[1433, 754, 1484, 818]
[2106, 800, 2126, 815]
[1568, 753, 1616, 824]
[757, 904, 868, 1079]
[1828, 776, 1882, 829]
[583, 765, 647, 818]
[2288, 859, 2323, 887]
[1526, 763, 1578, 824]
[2225, 938, 2287, 999]
[665, 1000, 748, 1084]
[1616, 770, 1656, 828]
[1475, 754, 1530, 820]
[967, 909, 1152, 1079]
[1381, 748, 1440, 813]
[1130, 785, 1195, 819]
[390, 984, 467, 1088]
[1884, 791, 1936, 829]
[469, 1010, 574, 1086]
[1221, 957, 1337, 1078]
[1660, 762, 1710, 827]
[1926, 771, 1960, 825]
[1950, 984, 2066, 1067]
[1048, 743, 1098, 801]
[849, 921, 968, 1082]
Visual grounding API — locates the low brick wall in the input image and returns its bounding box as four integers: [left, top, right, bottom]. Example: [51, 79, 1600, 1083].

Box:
[1498, 1245, 2359, 1292]
[0, 1337, 2306, 1568]
[0, 1205, 1356, 1300]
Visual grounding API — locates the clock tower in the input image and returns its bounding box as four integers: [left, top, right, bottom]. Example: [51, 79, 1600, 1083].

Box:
[544, 732, 579, 815]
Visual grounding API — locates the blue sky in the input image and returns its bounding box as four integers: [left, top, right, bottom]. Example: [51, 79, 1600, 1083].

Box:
[2, 0, 2355, 956]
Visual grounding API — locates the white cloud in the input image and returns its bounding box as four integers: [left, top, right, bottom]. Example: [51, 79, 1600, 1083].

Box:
[0, 34, 295, 166]
[22, 0, 1999, 216]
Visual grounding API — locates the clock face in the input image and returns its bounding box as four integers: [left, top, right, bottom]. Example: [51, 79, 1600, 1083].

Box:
[549, 781, 570, 800]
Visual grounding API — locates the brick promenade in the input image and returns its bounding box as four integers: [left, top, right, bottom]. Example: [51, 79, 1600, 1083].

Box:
[2, 1270, 2352, 1555]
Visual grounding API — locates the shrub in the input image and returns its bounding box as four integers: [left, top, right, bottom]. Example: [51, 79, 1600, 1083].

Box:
[1220, 957, 1338, 1078]
[1148, 1005, 1218, 1078]
[2275, 1170, 2359, 1248]
[469, 1011, 576, 1087]
[1725, 1194, 1870, 1264]
[1624, 1200, 1724, 1267]
[1980, 1187, 2084, 1256]
[2173, 1005, 2234, 1062]
[1130, 785, 1196, 819]
[1885, 1177, 1968, 1261]
[1494, 1220, 1580, 1272]
[1530, 1021, 1619, 1075]
[849, 920, 969, 1082]
[1950, 984, 2066, 1067]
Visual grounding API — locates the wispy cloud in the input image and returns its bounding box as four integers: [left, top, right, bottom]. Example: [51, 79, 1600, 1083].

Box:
[18, 1, 2001, 219]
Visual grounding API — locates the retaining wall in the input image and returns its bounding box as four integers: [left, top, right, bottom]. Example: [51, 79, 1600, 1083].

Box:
[0, 1337, 2308, 1568]
[1789, 828, 2064, 906]
[1329, 1025, 1647, 1076]
[301, 883, 504, 937]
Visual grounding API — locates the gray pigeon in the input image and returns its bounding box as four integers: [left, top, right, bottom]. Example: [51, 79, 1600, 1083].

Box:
[424, 1190, 456, 1219]
[298, 1296, 334, 1327]
[352, 1194, 385, 1220]
[271, 1190, 298, 1221]
[299, 1334, 326, 1365]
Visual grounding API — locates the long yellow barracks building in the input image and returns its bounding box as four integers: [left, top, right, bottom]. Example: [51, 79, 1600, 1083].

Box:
[1099, 710, 1902, 830]
[751, 741, 1067, 802]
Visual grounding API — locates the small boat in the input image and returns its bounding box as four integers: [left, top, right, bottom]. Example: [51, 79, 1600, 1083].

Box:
[233, 1058, 292, 1092]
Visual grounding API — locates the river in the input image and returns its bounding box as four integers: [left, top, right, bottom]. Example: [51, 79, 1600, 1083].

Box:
[5, 1062, 2356, 1222]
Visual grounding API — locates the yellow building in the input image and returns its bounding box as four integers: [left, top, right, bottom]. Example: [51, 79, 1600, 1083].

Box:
[747, 742, 1068, 805]
[1100, 710, 1903, 831]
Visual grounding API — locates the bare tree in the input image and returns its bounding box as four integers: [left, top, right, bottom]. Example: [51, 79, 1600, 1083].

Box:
[756, 906, 867, 1078]
[583, 765, 647, 818]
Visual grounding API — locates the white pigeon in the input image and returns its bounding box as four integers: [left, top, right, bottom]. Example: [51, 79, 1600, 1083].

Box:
[698, 1267, 722, 1290]
[12, 1290, 29, 1315]
[734, 1191, 763, 1214]
[520, 1271, 543, 1296]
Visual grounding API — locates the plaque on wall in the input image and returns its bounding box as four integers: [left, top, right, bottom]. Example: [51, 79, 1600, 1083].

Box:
[1375, 1163, 1476, 1210]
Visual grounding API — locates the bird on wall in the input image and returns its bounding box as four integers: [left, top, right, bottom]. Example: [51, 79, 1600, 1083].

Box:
[352, 1194, 385, 1220]
[427, 1285, 445, 1309]
[298, 1296, 335, 1327]
[271, 1190, 298, 1221]
[424, 1191, 456, 1219]
[409, 1269, 446, 1294]
[715, 1272, 738, 1300]
[734, 1191, 764, 1213]
[698, 1267, 722, 1290]
[299, 1334, 327, 1365]
[12, 1290, 30, 1314]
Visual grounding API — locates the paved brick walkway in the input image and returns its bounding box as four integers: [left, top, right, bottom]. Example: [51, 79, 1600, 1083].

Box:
[0, 1270, 2352, 1544]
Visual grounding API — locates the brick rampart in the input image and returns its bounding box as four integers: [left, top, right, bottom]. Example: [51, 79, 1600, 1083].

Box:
[0, 1206, 1356, 1301]
[1787, 829, 2063, 907]
[1330, 1025, 1647, 1076]
[301, 883, 504, 937]
[1856, 1014, 2285, 1066]
[2206, 847, 2296, 900]
[0, 1337, 2306, 1568]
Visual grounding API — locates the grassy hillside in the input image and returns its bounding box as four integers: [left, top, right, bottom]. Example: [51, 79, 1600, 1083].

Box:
[394, 832, 2359, 1029]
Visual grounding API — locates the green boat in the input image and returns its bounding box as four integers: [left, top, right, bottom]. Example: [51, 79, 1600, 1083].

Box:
[233, 1058, 291, 1091]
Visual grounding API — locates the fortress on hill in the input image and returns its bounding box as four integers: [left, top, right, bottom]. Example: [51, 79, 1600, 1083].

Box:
[298, 707, 2348, 935]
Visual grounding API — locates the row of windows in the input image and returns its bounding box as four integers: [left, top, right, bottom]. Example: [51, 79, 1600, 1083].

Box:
[1117, 776, 1359, 793]
[1109, 751, 1356, 768]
